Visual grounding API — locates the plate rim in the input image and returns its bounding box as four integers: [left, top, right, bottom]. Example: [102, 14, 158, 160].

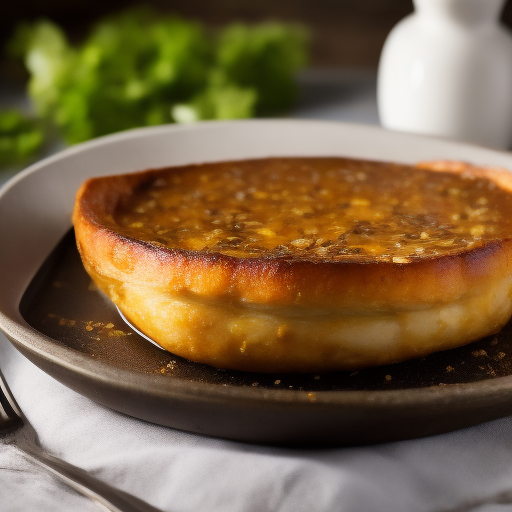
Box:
[3, 119, 512, 442]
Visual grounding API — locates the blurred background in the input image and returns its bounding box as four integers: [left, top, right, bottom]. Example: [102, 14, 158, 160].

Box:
[3, 0, 512, 171]
[2, 1, 410, 75]
[2, 0, 511, 73]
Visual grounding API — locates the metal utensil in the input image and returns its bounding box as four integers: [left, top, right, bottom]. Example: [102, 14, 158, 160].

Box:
[0, 366, 161, 512]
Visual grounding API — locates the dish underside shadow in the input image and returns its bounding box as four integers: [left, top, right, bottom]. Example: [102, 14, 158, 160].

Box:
[20, 230, 512, 393]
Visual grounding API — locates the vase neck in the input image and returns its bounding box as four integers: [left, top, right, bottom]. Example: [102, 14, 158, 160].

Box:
[413, 0, 505, 26]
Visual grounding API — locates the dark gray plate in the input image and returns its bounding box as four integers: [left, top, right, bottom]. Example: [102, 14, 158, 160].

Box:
[3, 121, 512, 446]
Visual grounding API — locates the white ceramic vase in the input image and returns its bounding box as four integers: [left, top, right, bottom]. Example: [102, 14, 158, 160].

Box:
[377, 0, 512, 149]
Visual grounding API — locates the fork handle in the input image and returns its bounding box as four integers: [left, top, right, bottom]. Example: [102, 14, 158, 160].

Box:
[16, 438, 163, 512]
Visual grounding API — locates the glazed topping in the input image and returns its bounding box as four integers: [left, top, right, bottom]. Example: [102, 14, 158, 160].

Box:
[114, 157, 512, 262]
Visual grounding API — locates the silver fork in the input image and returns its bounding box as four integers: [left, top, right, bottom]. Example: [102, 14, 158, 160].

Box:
[0, 367, 161, 512]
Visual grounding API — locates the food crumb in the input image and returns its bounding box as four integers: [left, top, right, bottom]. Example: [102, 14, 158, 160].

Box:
[472, 349, 488, 357]
[384, 374, 392, 382]
[274, 379, 281, 385]
[307, 392, 317, 402]
[108, 330, 127, 337]
[446, 365, 454, 372]
[57, 317, 75, 326]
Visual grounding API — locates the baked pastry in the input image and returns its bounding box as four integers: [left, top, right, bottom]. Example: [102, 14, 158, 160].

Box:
[72, 157, 512, 372]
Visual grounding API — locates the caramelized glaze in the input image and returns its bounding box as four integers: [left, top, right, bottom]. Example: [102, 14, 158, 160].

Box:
[73, 157, 512, 372]
[114, 158, 512, 262]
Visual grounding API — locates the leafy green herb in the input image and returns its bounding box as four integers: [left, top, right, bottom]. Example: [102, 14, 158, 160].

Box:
[215, 23, 309, 115]
[0, 110, 44, 168]
[9, 9, 309, 145]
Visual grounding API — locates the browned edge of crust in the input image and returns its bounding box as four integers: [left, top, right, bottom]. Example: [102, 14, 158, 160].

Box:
[72, 158, 512, 311]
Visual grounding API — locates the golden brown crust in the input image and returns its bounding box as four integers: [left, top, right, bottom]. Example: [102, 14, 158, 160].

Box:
[72, 157, 512, 372]
[73, 159, 512, 310]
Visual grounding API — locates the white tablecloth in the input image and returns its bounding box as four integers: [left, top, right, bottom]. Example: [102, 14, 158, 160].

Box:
[3, 70, 512, 512]
[3, 334, 512, 512]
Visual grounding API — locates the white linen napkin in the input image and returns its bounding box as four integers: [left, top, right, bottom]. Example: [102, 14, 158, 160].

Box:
[2, 332, 512, 512]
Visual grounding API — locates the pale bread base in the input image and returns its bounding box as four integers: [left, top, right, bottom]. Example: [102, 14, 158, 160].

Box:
[102, 273, 512, 373]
